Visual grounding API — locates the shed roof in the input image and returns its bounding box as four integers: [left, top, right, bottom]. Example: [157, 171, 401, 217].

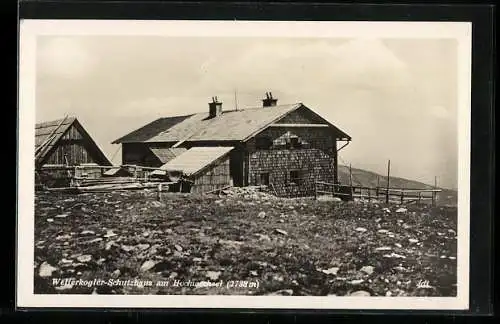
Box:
[149, 147, 187, 164]
[154, 146, 233, 177]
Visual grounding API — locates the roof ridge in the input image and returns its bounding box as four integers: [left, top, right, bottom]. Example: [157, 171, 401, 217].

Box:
[162, 102, 301, 118]
[35, 116, 76, 129]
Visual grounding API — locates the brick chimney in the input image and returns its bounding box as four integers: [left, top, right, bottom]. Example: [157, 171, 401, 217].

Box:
[262, 92, 278, 107]
[208, 96, 222, 118]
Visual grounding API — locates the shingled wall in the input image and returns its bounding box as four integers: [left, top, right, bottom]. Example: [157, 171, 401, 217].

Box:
[246, 127, 336, 197]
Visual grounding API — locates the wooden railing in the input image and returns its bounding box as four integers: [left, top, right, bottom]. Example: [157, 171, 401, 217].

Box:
[314, 181, 441, 206]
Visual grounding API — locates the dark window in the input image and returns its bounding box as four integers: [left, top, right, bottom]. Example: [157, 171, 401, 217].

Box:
[290, 137, 302, 148]
[286, 136, 302, 149]
[259, 173, 270, 186]
[256, 136, 273, 149]
[289, 170, 301, 185]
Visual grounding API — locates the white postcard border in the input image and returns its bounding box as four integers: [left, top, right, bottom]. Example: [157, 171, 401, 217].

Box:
[17, 19, 472, 310]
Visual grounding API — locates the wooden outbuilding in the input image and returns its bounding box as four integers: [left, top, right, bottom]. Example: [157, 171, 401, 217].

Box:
[35, 116, 111, 187]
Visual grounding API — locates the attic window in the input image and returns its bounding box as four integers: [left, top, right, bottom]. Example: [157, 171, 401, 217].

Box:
[286, 136, 302, 149]
[256, 136, 273, 150]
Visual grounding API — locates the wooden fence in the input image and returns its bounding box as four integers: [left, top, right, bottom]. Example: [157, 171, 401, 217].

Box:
[314, 181, 441, 206]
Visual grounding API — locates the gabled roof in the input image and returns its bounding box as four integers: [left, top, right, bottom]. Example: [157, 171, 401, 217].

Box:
[113, 115, 194, 144]
[112, 103, 351, 144]
[152, 146, 233, 177]
[35, 116, 77, 165]
[35, 117, 112, 166]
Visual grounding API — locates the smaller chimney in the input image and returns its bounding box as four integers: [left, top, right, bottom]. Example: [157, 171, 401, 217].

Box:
[208, 96, 223, 118]
[262, 92, 278, 107]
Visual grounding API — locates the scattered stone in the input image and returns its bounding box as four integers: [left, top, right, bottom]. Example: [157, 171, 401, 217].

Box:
[55, 234, 72, 241]
[395, 208, 407, 213]
[349, 290, 370, 296]
[140, 260, 157, 272]
[59, 258, 73, 266]
[375, 246, 392, 251]
[105, 241, 117, 250]
[408, 239, 419, 244]
[112, 269, 121, 277]
[383, 253, 406, 259]
[121, 245, 135, 252]
[274, 229, 288, 236]
[255, 233, 271, 241]
[257, 211, 266, 218]
[76, 255, 92, 263]
[377, 229, 389, 234]
[83, 238, 103, 244]
[382, 208, 391, 213]
[39, 262, 58, 278]
[319, 267, 340, 275]
[55, 214, 69, 218]
[137, 244, 150, 251]
[46, 218, 54, 222]
[448, 256, 456, 260]
[103, 230, 118, 238]
[150, 201, 165, 208]
[206, 271, 221, 280]
[360, 266, 375, 275]
[394, 243, 403, 248]
[80, 230, 95, 236]
[349, 279, 364, 285]
[355, 227, 367, 233]
[192, 257, 203, 262]
[250, 270, 258, 276]
[386, 291, 393, 297]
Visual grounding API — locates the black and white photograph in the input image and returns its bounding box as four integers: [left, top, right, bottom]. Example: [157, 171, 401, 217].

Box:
[17, 20, 471, 309]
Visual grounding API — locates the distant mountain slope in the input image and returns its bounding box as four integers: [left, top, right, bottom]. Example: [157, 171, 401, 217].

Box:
[337, 165, 458, 206]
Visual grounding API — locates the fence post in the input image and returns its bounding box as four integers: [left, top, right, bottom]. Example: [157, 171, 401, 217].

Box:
[432, 176, 437, 207]
[376, 176, 380, 198]
[386, 160, 391, 204]
[349, 163, 353, 200]
[157, 183, 162, 200]
[314, 181, 317, 200]
[418, 191, 422, 205]
[401, 187, 404, 204]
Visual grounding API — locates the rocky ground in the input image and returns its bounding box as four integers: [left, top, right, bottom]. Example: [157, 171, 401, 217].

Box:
[34, 187, 457, 296]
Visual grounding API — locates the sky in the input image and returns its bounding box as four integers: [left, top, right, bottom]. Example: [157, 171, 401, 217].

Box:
[35, 36, 459, 189]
